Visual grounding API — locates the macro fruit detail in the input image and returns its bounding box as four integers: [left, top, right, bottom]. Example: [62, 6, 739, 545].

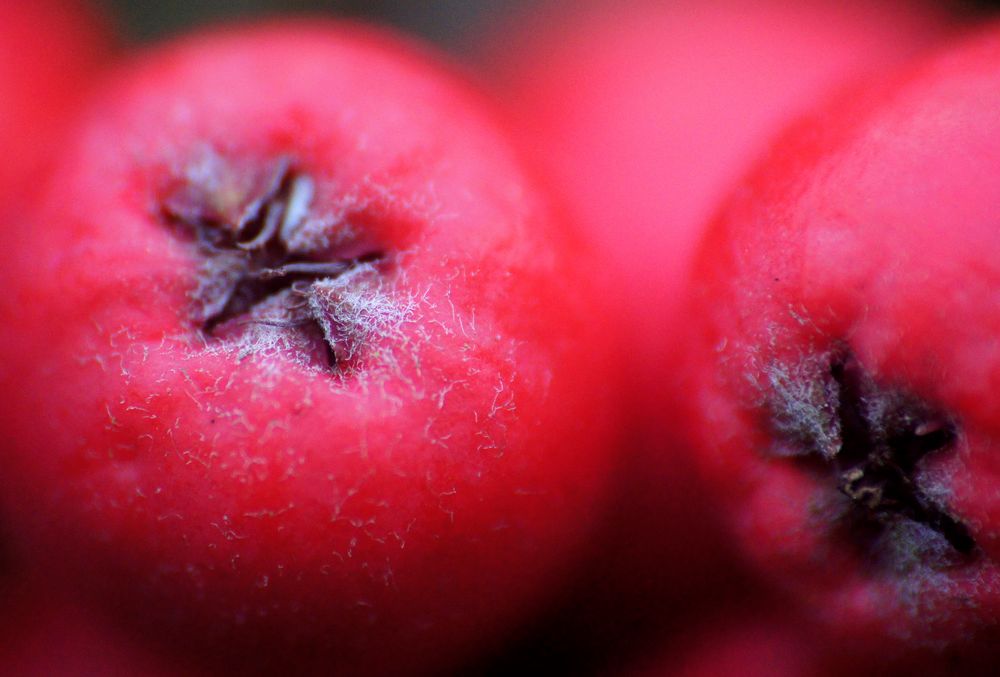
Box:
[681, 23, 1000, 656]
[0, 22, 620, 676]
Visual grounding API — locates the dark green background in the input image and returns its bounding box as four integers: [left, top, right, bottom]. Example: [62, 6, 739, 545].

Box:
[100, 0, 1000, 49]
[100, 0, 525, 54]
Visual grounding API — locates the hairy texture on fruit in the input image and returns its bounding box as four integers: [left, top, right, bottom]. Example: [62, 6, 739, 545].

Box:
[160, 149, 390, 370]
[467, 5, 959, 665]
[681, 21, 1000, 656]
[764, 346, 972, 560]
[0, 21, 620, 677]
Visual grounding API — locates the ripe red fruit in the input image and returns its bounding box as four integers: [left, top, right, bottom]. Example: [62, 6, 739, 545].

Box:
[474, 0, 956, 652]
[0, 0, 113, 633]
[681, 21, 1000, 667]
[0, 0, 113, 195]
[0, 22, 619, 675]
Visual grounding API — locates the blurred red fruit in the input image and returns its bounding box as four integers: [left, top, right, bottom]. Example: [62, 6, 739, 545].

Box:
[0, 0, 113, 195]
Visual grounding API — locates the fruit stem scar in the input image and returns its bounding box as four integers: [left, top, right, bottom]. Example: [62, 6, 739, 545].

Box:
[158, 153, 386, 369]
[252, 261, 353, 280]
[770, 347, 975, 556]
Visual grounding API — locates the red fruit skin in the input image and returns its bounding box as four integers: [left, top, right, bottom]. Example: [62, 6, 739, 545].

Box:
[473, 0, 957, 654]
[681, 21, 1000, 666]
[481, 0, 955, 372]
[628, 615, 818, 677]
[624, 601, 964, 677]
[0, 0, 113, 195]
[0, 584, 190, 677]
[0, 22, 620, 676]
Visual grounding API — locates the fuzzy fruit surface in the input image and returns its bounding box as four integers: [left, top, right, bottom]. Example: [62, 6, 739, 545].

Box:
[682, 22, 1000, 656]
[473, 0, 956, 640]
[0, 22, 620, 675]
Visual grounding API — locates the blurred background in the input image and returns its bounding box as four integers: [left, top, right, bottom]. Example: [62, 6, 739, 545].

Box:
[100, 0, 524, 52]
[100, 0, 1000, 51]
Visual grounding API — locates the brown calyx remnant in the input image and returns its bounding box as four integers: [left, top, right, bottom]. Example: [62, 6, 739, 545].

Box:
[158, 152, 385, 369]
[766, 345, 974, 557]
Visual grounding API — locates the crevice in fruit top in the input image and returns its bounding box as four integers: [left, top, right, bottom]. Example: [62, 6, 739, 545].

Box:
[766, 344, 975, 560]
[158, 150, 388, 371]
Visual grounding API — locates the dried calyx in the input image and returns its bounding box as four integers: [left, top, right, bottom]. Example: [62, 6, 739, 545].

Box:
[767, 346, 974, 557]
[159, 153, 386, 368]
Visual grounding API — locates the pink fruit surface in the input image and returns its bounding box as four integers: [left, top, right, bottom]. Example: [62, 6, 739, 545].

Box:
[472, 0, 957, 657]
[681, 19, 1000, 667]
[482, 0, 955, 366]
[0, 21, 620, 675]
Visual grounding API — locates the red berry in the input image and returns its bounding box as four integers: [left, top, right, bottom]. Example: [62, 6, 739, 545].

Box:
[681, 20, 1000, 665]
[0, 21, 620, 675]
[474, 0, 956, 645]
